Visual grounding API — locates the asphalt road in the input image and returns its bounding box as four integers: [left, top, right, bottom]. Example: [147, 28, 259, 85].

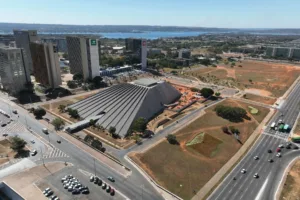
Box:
[0, 99, 164, 200]
[208, 82, 300, 200]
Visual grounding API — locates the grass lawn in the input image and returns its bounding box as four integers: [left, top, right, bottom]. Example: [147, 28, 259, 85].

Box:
[243, 93, 277, 105]
[131, 99, 268, 200]
[280, 159, 300, 200]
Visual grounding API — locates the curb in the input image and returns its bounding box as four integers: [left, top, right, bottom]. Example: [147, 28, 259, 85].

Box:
[125, 155, 183, 200]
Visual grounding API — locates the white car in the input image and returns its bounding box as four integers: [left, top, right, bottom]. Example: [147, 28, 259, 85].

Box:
[253, 173, 259, 178]
[276, 153, 281, 157]
[31, 149, 37, 156]
[43, 188, 51, 194]
[279, 144, 284, 148]
[254, 156, 259, 160]
[241, 169, 246, 174]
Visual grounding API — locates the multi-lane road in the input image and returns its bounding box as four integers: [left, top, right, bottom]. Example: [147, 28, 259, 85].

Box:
[208, 82, 300, 200]
[0, 97, 164, 200]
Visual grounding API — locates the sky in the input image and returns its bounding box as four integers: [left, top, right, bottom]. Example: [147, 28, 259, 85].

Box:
[1, 0, 299, 28]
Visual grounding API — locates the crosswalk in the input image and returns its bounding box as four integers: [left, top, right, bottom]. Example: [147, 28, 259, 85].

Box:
[263, 129, 290, 140]
[42, 147, 69, 159]
[1, 121, 27, 134]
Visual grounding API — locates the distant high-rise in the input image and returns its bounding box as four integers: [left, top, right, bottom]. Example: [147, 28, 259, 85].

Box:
[66, 36, 100, 80]
[30, 42, 62, 88]
[0, 47, 29, 95]
[125, 38, 147, 70]
[178, 49, 191, 59]
[13, 30, 40, 74]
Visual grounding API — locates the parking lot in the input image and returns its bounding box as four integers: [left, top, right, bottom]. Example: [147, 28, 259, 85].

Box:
[41, 166, 126, 200]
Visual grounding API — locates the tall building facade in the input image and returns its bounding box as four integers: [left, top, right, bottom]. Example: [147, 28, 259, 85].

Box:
[41, 37, 68, 52]
[30, 42, 62, 88]
[125, 38, 147, 70]
[0, 47, 29, 95]
[178, 49, 191, 59]
[66, 36, 100, 80]
[13, 30, 40, 74]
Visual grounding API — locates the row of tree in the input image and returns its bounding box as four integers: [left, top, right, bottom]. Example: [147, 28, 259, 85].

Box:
[191, 87, 215, 98]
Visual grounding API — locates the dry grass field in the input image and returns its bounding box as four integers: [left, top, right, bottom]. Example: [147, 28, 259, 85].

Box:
[185, 60, 300, 97]
[131, 99, 270, 199]
[243, 93, 277, 105]
[280, 159, 300, 200]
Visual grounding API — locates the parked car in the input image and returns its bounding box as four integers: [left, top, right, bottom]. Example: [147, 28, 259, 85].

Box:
[89, 176, 94, 182]
[102, 183, 107, 189]
[110, 188, 115, 195]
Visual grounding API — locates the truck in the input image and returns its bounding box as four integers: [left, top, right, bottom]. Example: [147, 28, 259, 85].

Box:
[283, 124, 290, 132]
[270, 122, 276, 129]
[292, 137, 300, 143]
[279, 124, 284, 132]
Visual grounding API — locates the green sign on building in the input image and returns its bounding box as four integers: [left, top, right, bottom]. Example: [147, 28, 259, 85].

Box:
[91, 39, 97, 46]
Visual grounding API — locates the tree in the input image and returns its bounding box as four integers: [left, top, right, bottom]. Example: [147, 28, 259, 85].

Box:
[222, 126, 229, 134]
[238, 65, 243, 68]
[10, 136, 27, 153]
[51, 118, 65, 130]
[73, 73, 83, 81]
[243, 94, 247, 99]
[91, 139, 102, 150]
[215, 92, 221, 97]
[33, 108, 46, 119]
[89, 119, 96, 127]
[131, 117, 147, 133]
[200, 88, 214, 98]
[109, 126, 116, 135]
[92, 76, 103, 88]
[249, 79, 253, 83]
[215, 105, 247, 122]
[191, 87, 201, 93]
[166, 134, 179, 145]
[58, 105, 66, 113]
[67, 80, 77, 89]
[62, 52, 68, 59]
[67, 108, 79, 119]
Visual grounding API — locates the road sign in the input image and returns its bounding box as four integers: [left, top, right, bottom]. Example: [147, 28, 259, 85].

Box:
[91, 39, 97, 46]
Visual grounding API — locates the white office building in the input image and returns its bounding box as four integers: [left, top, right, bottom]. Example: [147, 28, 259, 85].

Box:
[66, 36, 100, 80]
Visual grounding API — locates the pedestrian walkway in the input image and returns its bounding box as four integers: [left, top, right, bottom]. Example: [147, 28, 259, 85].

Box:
[0, 158, 23, 171]
[2, 121, 27, 134]
[42, 147, 69, 159]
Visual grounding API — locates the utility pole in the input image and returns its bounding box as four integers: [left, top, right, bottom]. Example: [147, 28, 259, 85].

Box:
[93, 158, 96, 176]
[40, 147, 45, 166]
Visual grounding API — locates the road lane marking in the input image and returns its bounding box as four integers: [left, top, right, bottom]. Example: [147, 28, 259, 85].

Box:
[254, 175, 269, 200]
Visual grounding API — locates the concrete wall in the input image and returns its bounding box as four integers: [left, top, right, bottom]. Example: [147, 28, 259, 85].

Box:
[0, 182, 24, 200]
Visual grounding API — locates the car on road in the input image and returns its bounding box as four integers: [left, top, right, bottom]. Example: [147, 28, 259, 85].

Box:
[254, 156, 259, 160]
[42, 128, 48, 134]
[30, 140, 35, 144]
[286, 143, 291, 149]
[268, 149, 272, 153]
[294, 146, 299, 150]
[31, 149, 37, 156]
[279, 144, 284, 148]
[44, 118, 50, 123]
[89, 176, 94, 182]
[1, 124, 6, 127]
[241, 169, 246, 174]
[253, 173, 259, 178]
[276, 148, 281, 152]
[12, 110, 17, 114]
[2, 133, 8, 137]
[276, 153, 281, 157]
[107, 176, 115, 182]
[57, 140, 61, 143]
[268, 159, 274, 163]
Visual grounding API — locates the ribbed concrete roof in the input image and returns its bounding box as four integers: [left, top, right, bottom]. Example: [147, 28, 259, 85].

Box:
[68, 79, 181, 137]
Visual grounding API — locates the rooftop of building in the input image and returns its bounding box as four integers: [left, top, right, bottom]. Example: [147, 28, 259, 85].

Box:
[133, 78, 161, 87]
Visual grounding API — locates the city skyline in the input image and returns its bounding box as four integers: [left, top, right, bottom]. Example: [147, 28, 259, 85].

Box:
[1, 0, 300, 28]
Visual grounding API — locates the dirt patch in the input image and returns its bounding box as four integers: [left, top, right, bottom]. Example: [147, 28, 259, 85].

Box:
[245, 89, 273, 97]
[131, 98, 268, 200]
[243, 93, 277, 105]
[185, 60, 300, 97]
[280, 159, 300, 200]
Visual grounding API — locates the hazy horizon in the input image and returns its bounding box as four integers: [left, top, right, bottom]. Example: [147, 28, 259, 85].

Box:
[1, 0, 300, 29]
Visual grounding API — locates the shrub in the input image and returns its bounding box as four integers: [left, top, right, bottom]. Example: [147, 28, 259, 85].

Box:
[166, 134, 179, 145]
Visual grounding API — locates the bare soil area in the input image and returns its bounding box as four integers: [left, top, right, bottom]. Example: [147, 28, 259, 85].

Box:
[243, 93, 277, 105]
[280, 159, 300, 200]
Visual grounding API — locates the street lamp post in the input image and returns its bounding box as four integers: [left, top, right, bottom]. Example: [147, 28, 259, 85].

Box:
[93, 158, 96, 176]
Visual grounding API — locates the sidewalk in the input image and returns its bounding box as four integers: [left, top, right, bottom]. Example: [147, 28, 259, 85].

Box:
[192, 108, 275, 200]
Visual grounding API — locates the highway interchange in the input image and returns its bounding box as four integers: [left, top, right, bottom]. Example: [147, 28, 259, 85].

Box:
[208, 81, 300, 200]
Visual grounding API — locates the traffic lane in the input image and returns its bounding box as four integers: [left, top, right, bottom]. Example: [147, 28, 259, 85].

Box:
[208, 135, 271, 200]
[240, 139, 286, 200]
[22, 114, 163, 200]
[262, 149, 300, 200]
[219, 136, 278, 200]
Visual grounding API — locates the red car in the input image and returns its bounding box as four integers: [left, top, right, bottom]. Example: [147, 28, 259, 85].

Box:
[276, 148, 281, 152]
[110, 188, 115, 196]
